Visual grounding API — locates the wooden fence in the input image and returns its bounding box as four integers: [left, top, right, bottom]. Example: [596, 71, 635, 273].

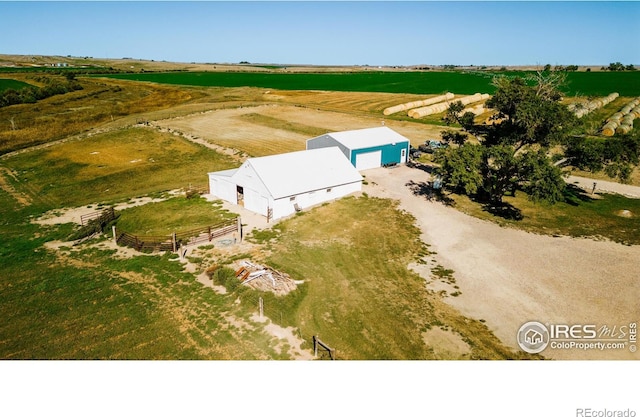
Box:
[81, 207, 116, 226]
[185, 185, 208, 199]
[115, 217, 241, 253]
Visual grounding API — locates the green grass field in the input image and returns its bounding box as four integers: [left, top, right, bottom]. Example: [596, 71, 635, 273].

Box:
[99, 70, 640, 96]
[450, 186, 640, 245]
[0, 191, 278, 359]
[0, 78, 32, 92]
[116, 197, 236, 236]
[0, 130, 278, 359]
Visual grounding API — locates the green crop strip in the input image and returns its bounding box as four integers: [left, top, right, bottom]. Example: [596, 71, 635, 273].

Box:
[98, 71, 640, 97]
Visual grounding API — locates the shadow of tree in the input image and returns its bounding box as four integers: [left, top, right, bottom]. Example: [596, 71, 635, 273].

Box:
[405, 180, 455, 206]
[407, 160, 435, 174]
[563, 184, 597, 206]
[481, 201, 523, 220]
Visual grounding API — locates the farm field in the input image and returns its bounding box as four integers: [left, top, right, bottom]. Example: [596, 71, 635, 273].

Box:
[0, 78, 32, 92]
[100, 70, 640, 97]
[155, 103, 450, 158]
[1, 66, 639, 360]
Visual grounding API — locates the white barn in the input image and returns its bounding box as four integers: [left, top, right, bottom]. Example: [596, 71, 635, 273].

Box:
[208, 147, 363, 221]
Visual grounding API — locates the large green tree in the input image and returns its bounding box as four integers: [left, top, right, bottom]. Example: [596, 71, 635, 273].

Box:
[435, 74, 577, 205]
[565, 133, 640, 183]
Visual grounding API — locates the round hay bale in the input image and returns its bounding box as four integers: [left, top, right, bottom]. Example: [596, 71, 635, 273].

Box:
[383, 92, 454, 115]
[601, 121, 618, 136]
[409, 102, 450, 118]
[608, 113, 623, 122]
[616, 124, 632, 134]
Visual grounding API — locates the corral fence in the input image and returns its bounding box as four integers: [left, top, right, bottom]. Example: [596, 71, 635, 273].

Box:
[81, 207, 117, 226]
[185, 185, 208, 199]
[70, 207, 119, 241]
[114, 217, 241, 253]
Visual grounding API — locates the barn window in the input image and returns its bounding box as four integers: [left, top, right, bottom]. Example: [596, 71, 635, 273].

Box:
[290, 196, 296, 201]
[326, 188, 332, 193]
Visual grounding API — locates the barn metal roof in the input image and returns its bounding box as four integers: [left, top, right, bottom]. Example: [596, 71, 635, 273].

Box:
[245, 147, 362, 199]
[317, 126, 410, 150]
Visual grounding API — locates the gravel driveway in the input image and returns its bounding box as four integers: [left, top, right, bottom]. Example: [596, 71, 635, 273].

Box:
[363, 165, 639, 359]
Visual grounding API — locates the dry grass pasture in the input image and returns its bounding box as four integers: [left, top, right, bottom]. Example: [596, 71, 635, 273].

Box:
[156, 102, 450, 157]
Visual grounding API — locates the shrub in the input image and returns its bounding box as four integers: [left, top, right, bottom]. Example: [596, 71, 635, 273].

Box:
[207, 266, 238, 290]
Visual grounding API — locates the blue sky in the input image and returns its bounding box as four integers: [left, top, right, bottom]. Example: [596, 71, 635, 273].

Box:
[1, 1, 639, 66]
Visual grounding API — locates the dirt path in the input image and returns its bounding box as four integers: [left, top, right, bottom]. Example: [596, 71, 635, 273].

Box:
[0, 167, 31, 206]
[364, 165, 639, 359]
[568, 175, 640, 199]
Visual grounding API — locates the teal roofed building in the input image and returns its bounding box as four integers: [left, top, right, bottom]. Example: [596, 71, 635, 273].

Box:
[306, 126, 411, 171]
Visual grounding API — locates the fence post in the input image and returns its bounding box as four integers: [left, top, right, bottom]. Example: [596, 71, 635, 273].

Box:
[237, 217, 242, 241]
[313, 335, 318, 358]
[172, 233, 177, 252]
[112, 226, 117, 243]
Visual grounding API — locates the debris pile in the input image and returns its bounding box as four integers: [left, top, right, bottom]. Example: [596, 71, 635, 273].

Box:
[234, 260, 298, 296]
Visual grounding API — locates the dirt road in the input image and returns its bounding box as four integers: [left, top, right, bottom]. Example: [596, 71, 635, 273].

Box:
[364, 165, 639, 359]
[568, 175, 640, 199]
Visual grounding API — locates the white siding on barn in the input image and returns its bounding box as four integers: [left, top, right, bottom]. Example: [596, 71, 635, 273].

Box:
[208, 171, 238, 204]
[207, 147, 363, 221]
[271, 181, 361, 220]
[244, 189, 270, 217]
[355, 150, 382, 170]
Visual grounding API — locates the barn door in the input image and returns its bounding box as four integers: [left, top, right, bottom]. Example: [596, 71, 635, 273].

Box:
[236, 186, 244, 206]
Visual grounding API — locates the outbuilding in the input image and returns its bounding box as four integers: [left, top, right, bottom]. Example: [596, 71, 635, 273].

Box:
[207, 147, 363, 221]
[306, 126, 411, 171]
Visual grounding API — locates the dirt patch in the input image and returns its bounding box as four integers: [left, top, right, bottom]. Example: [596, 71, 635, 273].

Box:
[250, 314, 313, 360]
[365, 165, 639, 359]
[0, 167, 32, 206]
[423, 327, 471, 359]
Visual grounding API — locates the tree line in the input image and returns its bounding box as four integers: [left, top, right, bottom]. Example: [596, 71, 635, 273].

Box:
[433, 72, 640, 208]
[0, 74, 83, 108]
